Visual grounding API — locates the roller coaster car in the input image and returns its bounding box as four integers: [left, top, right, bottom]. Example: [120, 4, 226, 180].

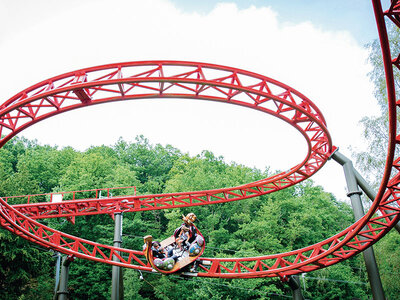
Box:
[143, 227, 205, 274]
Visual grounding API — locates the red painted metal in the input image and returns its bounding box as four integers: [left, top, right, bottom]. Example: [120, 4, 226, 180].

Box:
[1, 2, 400, 277]
[4, 186, 136, 205]
[1, 61, 332, 225]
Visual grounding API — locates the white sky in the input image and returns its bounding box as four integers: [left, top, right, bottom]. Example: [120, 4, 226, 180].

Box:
[0, 0, 381, 201]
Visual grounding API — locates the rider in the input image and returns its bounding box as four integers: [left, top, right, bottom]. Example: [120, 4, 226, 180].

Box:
[176, 225, 189, 250]
[174, 213, 197, 246]
[151, 241, 175, 259]
[151, 241, 169, 259]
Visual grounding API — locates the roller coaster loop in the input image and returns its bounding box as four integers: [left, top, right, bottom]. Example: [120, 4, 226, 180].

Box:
[0, 0, 400, 279]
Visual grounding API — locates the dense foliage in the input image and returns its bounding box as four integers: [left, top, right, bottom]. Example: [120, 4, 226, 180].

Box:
[0, 135, 395, 299]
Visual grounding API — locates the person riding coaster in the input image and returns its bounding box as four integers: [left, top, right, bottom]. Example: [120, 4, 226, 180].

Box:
[143, 213, 205, 273]
[174, 213, 197, 245]
[150, 241, 176, 270]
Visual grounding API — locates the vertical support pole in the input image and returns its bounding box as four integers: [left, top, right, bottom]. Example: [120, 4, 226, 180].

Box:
[54, 252, 61, 294]
[119, 267, 124, 299]
[331, 151, 400, 233]
[112, 212, 123, 300]
[288, 275, 304, 300]
[332, 151, 385, 300]
[57, 256, 73, 300]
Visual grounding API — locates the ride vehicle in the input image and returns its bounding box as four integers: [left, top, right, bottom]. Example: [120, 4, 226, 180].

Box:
[143, 214, 205, 274]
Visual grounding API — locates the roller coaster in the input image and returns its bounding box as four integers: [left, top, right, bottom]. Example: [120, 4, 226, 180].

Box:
[0, 0, 399, 288]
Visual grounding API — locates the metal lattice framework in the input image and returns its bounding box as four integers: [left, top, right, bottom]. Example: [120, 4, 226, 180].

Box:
[0, 0, 400, 278]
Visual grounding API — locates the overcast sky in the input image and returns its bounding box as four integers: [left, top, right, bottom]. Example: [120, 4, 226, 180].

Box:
[0, 0, 384, 201]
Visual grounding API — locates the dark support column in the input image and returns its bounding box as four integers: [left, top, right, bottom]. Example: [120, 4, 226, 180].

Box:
[288, 276, 304, 300]
[54, 252, 61, 294]
[119, 267, 124, 299]
[111, 212, 124, 300]
[332, 151, 400, 233]
[57, 256, 74, 300]
[332, 151, 385, 300]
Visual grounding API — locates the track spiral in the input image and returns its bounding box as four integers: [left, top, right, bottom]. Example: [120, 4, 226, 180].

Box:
[0, 0, 400, 279]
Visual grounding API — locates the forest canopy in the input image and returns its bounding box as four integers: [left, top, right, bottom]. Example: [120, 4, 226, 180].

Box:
[2, 135, 398, 299]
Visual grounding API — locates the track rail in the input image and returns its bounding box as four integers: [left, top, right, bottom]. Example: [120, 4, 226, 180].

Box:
[1, 61, 332, 223]
[1, 0, 400, 278]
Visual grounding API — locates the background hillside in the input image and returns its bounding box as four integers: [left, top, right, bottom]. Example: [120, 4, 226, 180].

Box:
[1, 136, 399, 299]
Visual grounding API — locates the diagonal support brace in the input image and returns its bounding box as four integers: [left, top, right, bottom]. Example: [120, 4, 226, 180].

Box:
[331, 150, 385, 300]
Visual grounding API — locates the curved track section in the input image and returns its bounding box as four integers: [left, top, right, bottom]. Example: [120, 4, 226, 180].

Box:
[1, 61, 332, 217]
[1, 1, 400, 277]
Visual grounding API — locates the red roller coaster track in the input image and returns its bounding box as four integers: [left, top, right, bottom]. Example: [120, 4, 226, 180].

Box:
[0, 0, 399, 279]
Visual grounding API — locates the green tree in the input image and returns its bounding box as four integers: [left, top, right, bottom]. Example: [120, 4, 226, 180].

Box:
[58, 149, 140, 193]
[123, 269, 145, 300]
[374, 230, 400, 299]
[0, 139, 55, 299]
[0, 147, 15, 196]
[0, 136, 378, 299]
[114, 136, 181, 194]
[355, 23, 400, 185]
[0, 230, 54, 299]
[15, 145, 76, 194]
[0, 137, 46, 198]
[302, 263, 368, 300]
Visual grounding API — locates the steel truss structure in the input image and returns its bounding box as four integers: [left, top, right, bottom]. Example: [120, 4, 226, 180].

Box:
[0, 0, 399, 279]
